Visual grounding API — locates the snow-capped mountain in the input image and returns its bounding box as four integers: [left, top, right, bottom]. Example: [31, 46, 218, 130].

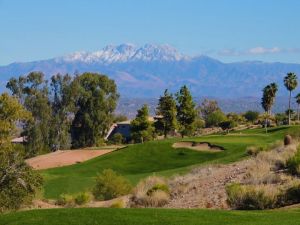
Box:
[1, 43, 300, 98]
[60, 44, 189, 64]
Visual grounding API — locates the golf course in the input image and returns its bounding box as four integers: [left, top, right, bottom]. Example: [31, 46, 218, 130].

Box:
[42, 126, 296, 198]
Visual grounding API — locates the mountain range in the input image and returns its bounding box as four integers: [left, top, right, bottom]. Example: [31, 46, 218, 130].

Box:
[1, 43, 300, 99]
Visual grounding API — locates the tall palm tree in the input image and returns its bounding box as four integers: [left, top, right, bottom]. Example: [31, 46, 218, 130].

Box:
[261, 83, 278, 133]
[295, 93, 300, 121]
[284, 72, 298, 125]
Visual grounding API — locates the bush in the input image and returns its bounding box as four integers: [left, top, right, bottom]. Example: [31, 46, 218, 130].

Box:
[92, 169, 132, 201]
[226, 183, 279, 210]
[95, 138, 106, 147]
[284, 135, 293, 146]
[146, 183, 170, 196]
[56, 194, 75, 207]
[206, 110, 226, 128]
[286, 149, 300, 175]
[244, 111, 259, 123]
[279, 182, 300, 206]
[131, 176, 170, 207]
[110, 133, 124, 145]
[219, 120, 237, 132]
[246, 146, 264, 156]
[74, 192, 91, 205]
[0, 150, 43, 212]
[110, 199, 126, 208]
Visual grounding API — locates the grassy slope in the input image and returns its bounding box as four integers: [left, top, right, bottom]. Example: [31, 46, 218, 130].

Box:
[1, 208, 300, 225]
[42, 126, 298, 199]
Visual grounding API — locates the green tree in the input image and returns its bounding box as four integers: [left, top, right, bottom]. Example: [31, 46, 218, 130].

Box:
[193, 117, 205, 135]
[206, 110, 227, 127]
[71, 73, 119, 148]
[244, 111, 259, 123]
[156, 89, 177, 138]
[0, 93, 31, 145]
[50, 74, 74, 150]
[176, 85, 197, 138]
[131, 104, 154, 143]
[0, 93, 42, 212]
[7, 72, 52, 156]
[219, 120, 237, 133]
[284, 72, 298, 125]
[295, 93, 300, 121]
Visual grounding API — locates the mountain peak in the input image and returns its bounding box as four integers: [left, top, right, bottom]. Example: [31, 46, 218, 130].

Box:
[61, 43, 189, 63]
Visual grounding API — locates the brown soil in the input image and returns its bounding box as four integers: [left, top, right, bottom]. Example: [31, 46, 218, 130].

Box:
[165, 160, 251, 209]
[172, 141, 223, 152]
[26, 148, 120, 170]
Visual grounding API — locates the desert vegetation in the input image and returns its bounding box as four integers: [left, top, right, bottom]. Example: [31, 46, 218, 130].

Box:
[3, 70, 300, 225]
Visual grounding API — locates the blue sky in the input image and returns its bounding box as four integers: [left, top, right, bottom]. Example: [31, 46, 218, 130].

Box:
[1, 0, 300, 65]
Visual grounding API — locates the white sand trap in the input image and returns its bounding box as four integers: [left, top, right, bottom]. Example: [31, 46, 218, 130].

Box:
[26, 149, 117, 170]
[172, 141, 224, 152]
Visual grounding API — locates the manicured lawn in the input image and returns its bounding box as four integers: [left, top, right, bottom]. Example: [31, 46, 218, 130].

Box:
[41, 126, 299, 199]
[1, 208, 300, 225]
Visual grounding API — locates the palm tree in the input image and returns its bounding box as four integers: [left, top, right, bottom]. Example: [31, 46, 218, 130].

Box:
[261, 83, 278, 132]
[295, 93, 300, 121]
[284, 72, 298, 125]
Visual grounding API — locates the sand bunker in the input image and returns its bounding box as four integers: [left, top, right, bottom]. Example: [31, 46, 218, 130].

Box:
[26, 149, 117, 170]
[172, 141, 224, 152]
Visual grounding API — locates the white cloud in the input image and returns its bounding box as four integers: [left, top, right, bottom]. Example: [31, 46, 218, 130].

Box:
[218, 47, 300, 56]
[247, 47, 281, 54]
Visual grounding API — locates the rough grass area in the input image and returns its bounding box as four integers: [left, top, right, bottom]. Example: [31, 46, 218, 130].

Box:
[2, 208, 300, 225]
[42, 126, 299, 199]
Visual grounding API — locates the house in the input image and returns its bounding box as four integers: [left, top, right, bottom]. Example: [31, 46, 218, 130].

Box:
[105, 116, 163, 142]
[105, 120, 131, 142]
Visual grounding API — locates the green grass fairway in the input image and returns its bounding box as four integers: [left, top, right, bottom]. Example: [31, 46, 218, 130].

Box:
[1, 208, 300, 225]
[42, 126, 299, 199]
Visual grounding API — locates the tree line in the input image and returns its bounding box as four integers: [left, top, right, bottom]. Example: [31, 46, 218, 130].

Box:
[6, 72, 119, 157]
[129, 86, 245, 143]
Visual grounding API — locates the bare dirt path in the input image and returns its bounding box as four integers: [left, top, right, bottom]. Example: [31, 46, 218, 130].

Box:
[26, 147, 122, 170]
[165, 160, 251, 209]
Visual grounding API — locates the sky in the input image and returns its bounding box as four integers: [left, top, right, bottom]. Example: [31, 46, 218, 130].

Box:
[1, 0, 300, 65]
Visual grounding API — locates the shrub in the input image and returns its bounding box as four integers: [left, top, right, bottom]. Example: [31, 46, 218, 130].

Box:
[110, 199, 126, 208]
[74, 192, 91, 205]
[92, 169, 132, 201]
[244, 111, 259, 123]
[286, 149, 300, 175]
[278, 181, 300, 206]
[0, 150, 43, 212]
[110, 133, 124, 145]
[95, 138, 106, 147]
[56, 194, 75, 207]
[284, 135, 293, 146]
[226, 183, 279, 210]
[246, 146, 264, 156]
[206, 110, 226, 128]
[219, 120, 237, 132]
[131, 176, 170, 207]
[146, 183, 169, 196]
